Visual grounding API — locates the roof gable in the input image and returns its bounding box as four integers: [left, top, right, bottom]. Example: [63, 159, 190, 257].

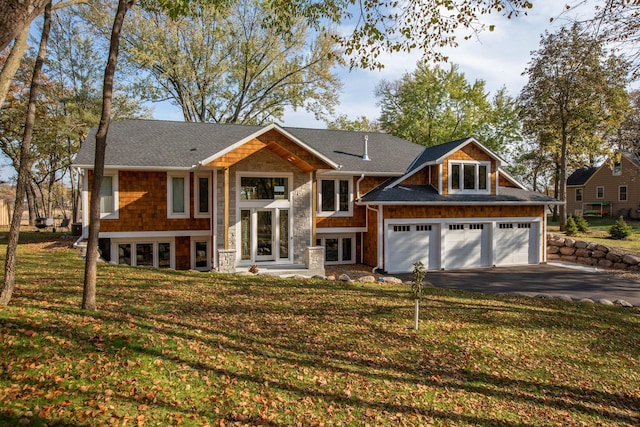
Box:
[200, 124, 337, 172]
[388, 137, 505, 189]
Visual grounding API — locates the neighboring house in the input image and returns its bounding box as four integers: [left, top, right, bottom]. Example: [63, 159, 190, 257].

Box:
[566, 150, 640, 218]
[74, 120, 559, 274]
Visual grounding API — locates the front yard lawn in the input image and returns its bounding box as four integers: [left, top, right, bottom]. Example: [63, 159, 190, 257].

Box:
[1, 235, 639, 426]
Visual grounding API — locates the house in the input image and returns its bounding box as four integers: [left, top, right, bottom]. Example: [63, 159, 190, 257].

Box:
[73, 119, 559, 274]
[566, 150, 640, 219]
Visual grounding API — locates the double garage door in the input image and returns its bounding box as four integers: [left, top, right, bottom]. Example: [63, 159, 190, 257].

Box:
[386, 221, 538, 273]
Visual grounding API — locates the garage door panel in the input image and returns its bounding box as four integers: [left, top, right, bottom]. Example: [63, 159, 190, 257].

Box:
[496, 222, 536, 266]
[444, 223, 489, 269]
[387, 224, 436, 273]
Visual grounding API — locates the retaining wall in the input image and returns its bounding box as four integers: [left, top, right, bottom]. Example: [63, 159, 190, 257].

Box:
[547, 234, 640, 270]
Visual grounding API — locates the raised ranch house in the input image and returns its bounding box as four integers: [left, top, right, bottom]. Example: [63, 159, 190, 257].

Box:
[566, 150, 640, 219]
[74, 120, 559, 275]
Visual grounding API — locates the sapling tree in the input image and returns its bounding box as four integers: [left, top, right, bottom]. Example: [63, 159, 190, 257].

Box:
[411, 261, 426, 330]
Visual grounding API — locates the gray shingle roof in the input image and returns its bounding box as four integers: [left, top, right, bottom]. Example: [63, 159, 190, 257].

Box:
[74, 120, 424, 174]
[360, 184, 559, 204]
[567, 167, 598, 186]
[406, 137, 471, 173]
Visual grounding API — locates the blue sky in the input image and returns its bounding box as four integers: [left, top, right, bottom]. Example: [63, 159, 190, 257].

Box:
[149, 1, 575, 128]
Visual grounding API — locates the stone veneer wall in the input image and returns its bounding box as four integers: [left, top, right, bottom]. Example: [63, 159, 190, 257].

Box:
[547, 233, 640, 270]
[216, 149, 312, 264]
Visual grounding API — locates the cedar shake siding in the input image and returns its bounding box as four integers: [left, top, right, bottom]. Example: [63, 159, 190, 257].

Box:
[382, 205, 543, 220]
[88, 170, 210, 232]
[441, 144, 497, 195]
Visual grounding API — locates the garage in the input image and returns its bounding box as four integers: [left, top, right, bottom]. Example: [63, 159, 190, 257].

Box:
[494, 222, 538, 266]
[443, 223, 490, 269]
[386, 224, 438, 273]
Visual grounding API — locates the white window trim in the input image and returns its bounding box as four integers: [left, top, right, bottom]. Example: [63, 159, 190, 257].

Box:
[191, 238, 211, 271]
[575, 188, 583, 202]
[167, 172, 190, 219]
[619, 185, 628, 202]
[99, 171, 119, 219]
[317, 177, 354, 217]
[316, 233, 356, 265]
[110, 238, 175, 269]
[448, 160, 491, 194]
[596, 186, 604, 199]
[237, 172, 293, 206]
[613, 162, 622, 176]
[194, 172, 212, 218]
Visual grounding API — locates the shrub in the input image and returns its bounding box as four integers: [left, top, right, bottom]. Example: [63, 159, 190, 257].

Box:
[609, 216, 633, 240]
[575, 215, 589, 232]
[411, 261, 426, 300]
[565, 216, 578, 236]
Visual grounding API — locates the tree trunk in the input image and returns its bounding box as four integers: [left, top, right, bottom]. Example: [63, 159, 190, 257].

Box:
[0, 1, 52, 306]
[559, 130, 568, 231]
[0, 0, 49, 52]
[82, 0, 135, 310]
[0, 26, 28, 108]
[26, 183, 37, 226]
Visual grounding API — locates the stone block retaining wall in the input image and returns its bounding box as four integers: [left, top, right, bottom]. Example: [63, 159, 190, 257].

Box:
[547, 234, 640, 271]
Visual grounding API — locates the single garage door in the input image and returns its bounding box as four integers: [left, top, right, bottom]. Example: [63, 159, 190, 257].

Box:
[495, 222, 537, 266]
[386, 224, 437, 273]
[444, 223, 490, 269]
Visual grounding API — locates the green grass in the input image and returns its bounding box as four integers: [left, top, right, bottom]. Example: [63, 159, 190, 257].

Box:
[1, 234, 639, 426]
[548, 216, 640, 256]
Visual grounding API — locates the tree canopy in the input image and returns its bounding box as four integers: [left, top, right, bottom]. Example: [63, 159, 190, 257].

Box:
[376, 62, 520, 155]
[107, 0, 341, 124]
[518, 24, 630, 228]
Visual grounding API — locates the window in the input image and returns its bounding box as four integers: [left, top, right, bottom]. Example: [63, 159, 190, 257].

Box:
[318, 178, 352, 216]
[114, 241, 173, 269]
[99, 173, 118, 219]
[619, 186, 628, 202]
[613, 161, 622, 176]
[576, 188, 583, 202]
[195, 174, 211, 218]
[168, 173, 190, 218]
[449, 162, 490, 193]
[240, 177, 288, 200]
[316, 235, 355, 264]
[596, 186, 604, 199]
[193, 240, 210, 271]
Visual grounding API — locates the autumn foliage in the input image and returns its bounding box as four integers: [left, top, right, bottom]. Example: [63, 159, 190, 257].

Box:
[1, 235, 639, 425]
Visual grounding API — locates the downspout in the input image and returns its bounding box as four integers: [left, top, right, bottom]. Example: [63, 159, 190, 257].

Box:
[366, 204, 381, 273]
[356, 174, 365, 264]
[211, 169, 216, 269]
[356, 174, 365, 201]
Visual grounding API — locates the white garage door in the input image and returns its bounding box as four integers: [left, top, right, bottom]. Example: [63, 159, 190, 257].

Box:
[495, 222, 536, 266]
[444, 223, 490, 269]
[386, 224, 437, 273]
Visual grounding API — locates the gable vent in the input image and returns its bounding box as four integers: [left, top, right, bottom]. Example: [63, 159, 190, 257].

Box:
[362, 135, 371, 161]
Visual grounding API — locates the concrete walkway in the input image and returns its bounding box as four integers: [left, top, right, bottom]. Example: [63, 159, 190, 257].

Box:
[424, 262, 640, 306]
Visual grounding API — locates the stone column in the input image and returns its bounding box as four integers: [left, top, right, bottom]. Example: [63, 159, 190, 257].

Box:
[305, 246, 324, 270]
[218, 249, 236, 274]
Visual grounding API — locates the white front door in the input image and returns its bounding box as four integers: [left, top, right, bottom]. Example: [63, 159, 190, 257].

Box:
[240, 208, 290, 263]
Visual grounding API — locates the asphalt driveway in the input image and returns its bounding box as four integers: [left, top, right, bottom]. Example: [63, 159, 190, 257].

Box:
[423, 262, 640, 306]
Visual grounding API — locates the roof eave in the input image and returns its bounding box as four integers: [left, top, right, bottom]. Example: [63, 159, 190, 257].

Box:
[357, 200, 563, 206]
